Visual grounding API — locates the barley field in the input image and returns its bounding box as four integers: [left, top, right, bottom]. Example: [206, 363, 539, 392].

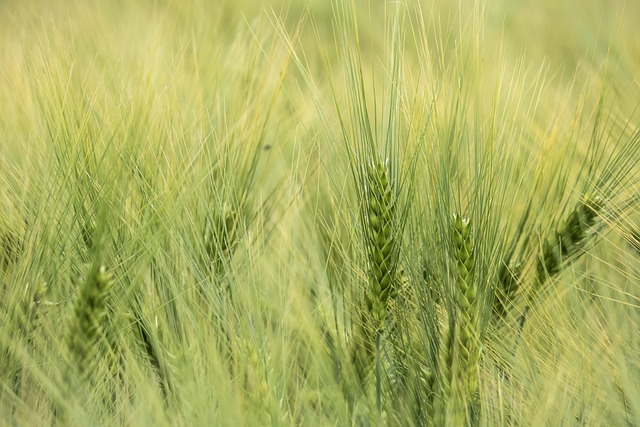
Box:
[1, 0, 640, 426]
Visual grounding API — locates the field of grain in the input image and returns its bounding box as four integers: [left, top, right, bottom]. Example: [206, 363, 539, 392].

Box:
[1, 1, 640, 425]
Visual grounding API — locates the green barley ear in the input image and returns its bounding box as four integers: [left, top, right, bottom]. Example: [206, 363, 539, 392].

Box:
[494, 261, 523, 320]
[351, 159, 401, 411]
[131, 300, 174, 400]
[7, 282, 46, 343]
[363, 160, 398, 331]
[81, 215, 97, 254]
[435, 214, 481, 425]
[435, 322, 467, 426]
[242, 338, 287, 425]
[452, 214, 480, 397]
[535, 195, 603, 287]
[1, 281, 46, 396]
[508, 195, 605, 332]
[390, 262, 410, 303]
[421, 364, 437, 422]
[66, 264, 114, 380]
[435, 318, 456, 426]
[352, 310, 376, 386]
[384, 263, 418, 401]
[202, 202, 239, 272]
[72, 189, 98, 258]
[1, 229, 23, 273]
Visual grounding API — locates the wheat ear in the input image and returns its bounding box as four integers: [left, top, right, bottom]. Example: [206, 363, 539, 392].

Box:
[453, 214, 481, 398]
[434, 214, 480, 425]
[1, 282, 45, 401]
[1, 229, 23, 272]
[66, 265, 114, 380]
[512, 196, 603, 330]
[350, 159, 400, 416]
[363, 161, 398, 331]
[131, 302, 173, 399]
[434, 318, 456, 426]
[202, 202, 239, 272]
[535, 195, 603, 284]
